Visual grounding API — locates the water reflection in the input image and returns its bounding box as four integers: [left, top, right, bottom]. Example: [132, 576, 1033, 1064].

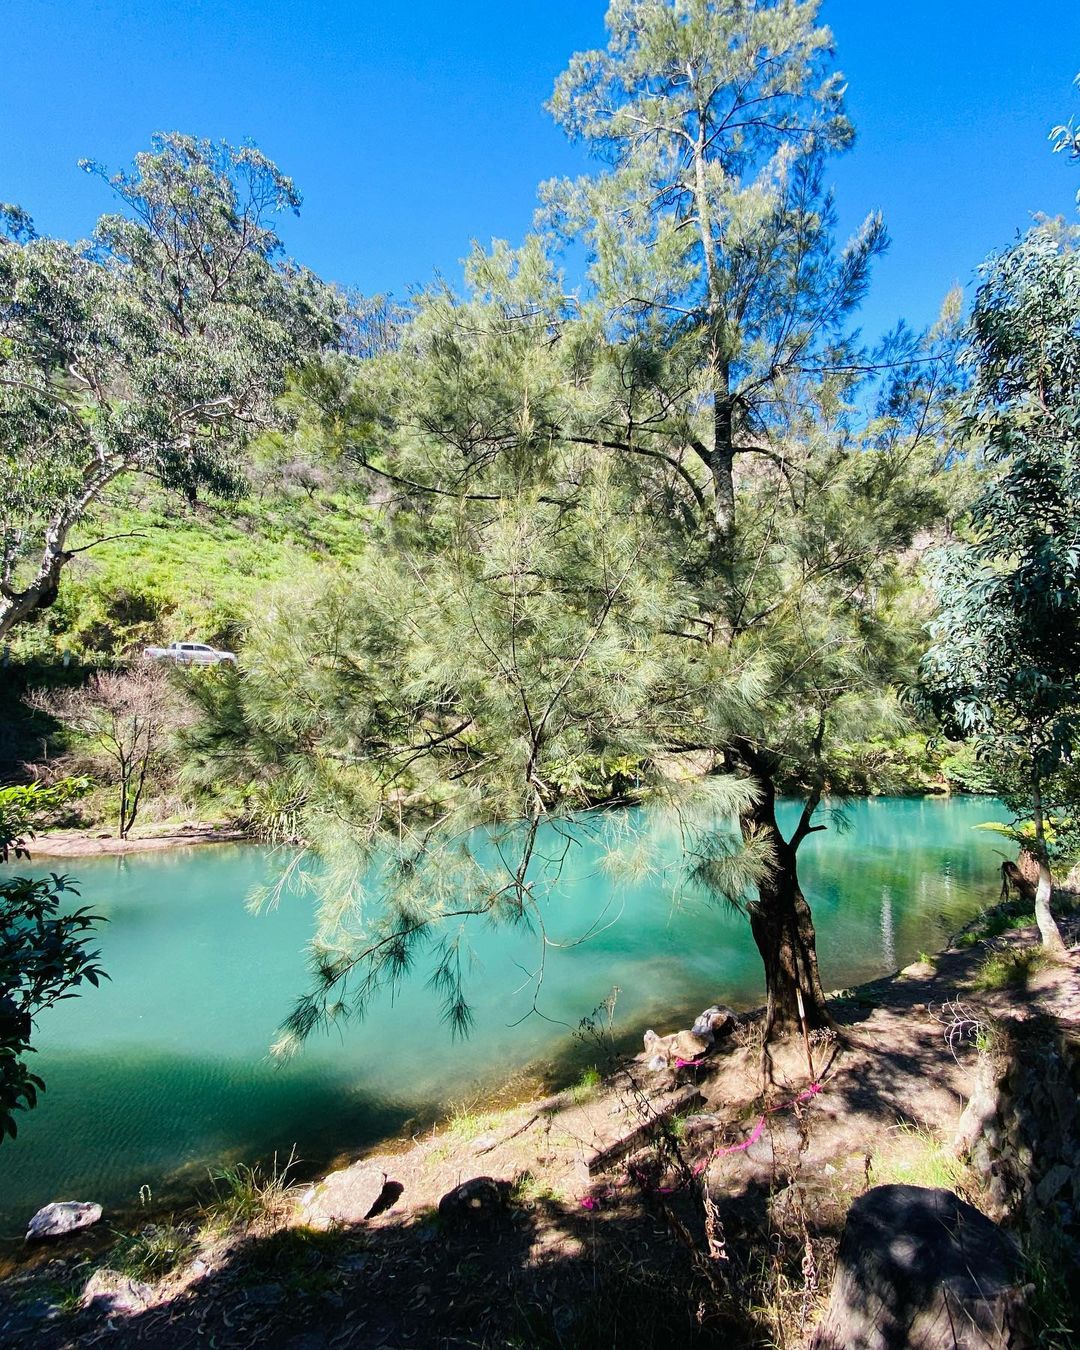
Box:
[880, 886, 896, 969]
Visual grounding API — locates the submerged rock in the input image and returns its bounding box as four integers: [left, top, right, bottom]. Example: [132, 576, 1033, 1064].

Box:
[26, 1201, 102, 1242]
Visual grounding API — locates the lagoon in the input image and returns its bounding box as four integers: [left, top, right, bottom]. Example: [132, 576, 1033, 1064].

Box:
[2, 795, 1008, 1232]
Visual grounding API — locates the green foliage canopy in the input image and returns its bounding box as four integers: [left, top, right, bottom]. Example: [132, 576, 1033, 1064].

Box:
[923, 221, 1080, 949]
[0, 134, 342, 640]
[0, 782, 104, 1140]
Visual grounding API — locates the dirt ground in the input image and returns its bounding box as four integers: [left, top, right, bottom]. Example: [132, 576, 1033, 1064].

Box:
[2, 916, 1077, 1349]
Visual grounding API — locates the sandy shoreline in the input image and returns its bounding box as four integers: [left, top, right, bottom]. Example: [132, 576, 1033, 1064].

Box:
[26, 825, 252, 858]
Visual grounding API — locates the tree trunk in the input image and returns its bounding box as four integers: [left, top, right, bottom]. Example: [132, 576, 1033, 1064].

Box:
[0, 521, 70, 640]
[118, 757, 131, 840]
[0, 465, 126, 641]
[739, 765, 832, 1039]
[1031, 774, 1067, 956]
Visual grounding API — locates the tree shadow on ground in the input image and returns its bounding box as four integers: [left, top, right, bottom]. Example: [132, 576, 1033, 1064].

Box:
[6, 1174, 806, 1350]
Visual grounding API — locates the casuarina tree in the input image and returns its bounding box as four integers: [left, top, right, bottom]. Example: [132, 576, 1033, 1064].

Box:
[190, 2, 948, 1045]
[537, 0, 947, 1032]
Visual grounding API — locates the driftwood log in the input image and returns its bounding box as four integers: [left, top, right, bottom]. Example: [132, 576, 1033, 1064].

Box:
[811, 1185, 1029, 1350]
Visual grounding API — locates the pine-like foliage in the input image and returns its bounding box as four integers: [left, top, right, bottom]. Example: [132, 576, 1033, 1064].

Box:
[186, 246, 771, 1041]
[191, 3, 953, 1041]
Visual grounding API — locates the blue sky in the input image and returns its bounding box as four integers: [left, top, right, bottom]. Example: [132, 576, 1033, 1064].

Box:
[4, 1, 1079, 338]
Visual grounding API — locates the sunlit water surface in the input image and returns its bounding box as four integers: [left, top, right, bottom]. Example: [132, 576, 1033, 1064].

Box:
[2, 796, 1007, 1231]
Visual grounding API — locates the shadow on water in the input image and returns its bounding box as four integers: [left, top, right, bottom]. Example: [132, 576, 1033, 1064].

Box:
[1, 1048, 412, 1238]
[1, 1011, 645, 1237]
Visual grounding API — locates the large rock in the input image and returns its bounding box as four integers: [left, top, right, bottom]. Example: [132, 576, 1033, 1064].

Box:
[812, 1185, 1029, 1350]
[641, 1027, 711, 1071]
[438, 1176, 512, 1222]
[26, 1201, 102, 1242]
[81, 1269, 154, 1315]
[297, 1161, 393, 1229]
[641, 1006, 738, 1071]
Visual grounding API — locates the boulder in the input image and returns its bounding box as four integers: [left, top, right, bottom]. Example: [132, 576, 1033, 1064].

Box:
[437, 1176, 512, 1222]
[26, 1201, 102, 1242]
[641, 1027, 711, 1070]
[81, 1269, 154, 1316]
[297, 1161, 393, 1229]
[811, 1185, 1029, 1350]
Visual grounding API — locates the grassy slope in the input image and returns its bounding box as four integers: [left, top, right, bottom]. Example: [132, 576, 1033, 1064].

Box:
[7, 480, 370, 660]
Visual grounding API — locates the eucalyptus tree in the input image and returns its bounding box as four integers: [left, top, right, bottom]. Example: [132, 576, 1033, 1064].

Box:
[923, 224, 1080, 956]
[0, 134, 340, 640]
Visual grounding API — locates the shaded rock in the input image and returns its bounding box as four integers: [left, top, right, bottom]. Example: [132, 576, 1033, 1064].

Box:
[438, 1176, 512, 1221]
[81, 1269, 154, 1316]
[26, 1201, 102, 1242]
[1035, 1163, 1072, 1207]
[952, 1016, 1080, 1232]
[811, 1184, 1028, 1349]
[298, 1161, 392, 1229]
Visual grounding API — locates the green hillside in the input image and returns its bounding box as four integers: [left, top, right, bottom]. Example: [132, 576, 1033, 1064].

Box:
[5, 481, 371, 662]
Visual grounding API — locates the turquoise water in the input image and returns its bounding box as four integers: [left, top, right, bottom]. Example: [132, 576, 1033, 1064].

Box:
[1, 796, 1007, 1232]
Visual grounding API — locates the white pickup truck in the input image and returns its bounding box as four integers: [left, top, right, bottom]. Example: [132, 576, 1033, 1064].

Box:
[143, 641, 237, 667]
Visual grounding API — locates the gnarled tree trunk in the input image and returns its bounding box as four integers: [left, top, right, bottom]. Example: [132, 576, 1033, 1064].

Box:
[0, 520, 70, 640]
[738, 759, 832, 1039]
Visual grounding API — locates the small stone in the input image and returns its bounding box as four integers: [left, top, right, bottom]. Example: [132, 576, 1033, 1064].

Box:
[26, 1201, 103, 1242]
[691, 1005, 738, 1041]
[470, 1133, 499, 1155]
[81, 1269, 154, 1315]
[683, 1113, 722, 1139]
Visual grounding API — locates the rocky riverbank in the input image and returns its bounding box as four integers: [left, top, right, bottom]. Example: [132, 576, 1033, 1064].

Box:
[2, 903, 1077, 1348]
